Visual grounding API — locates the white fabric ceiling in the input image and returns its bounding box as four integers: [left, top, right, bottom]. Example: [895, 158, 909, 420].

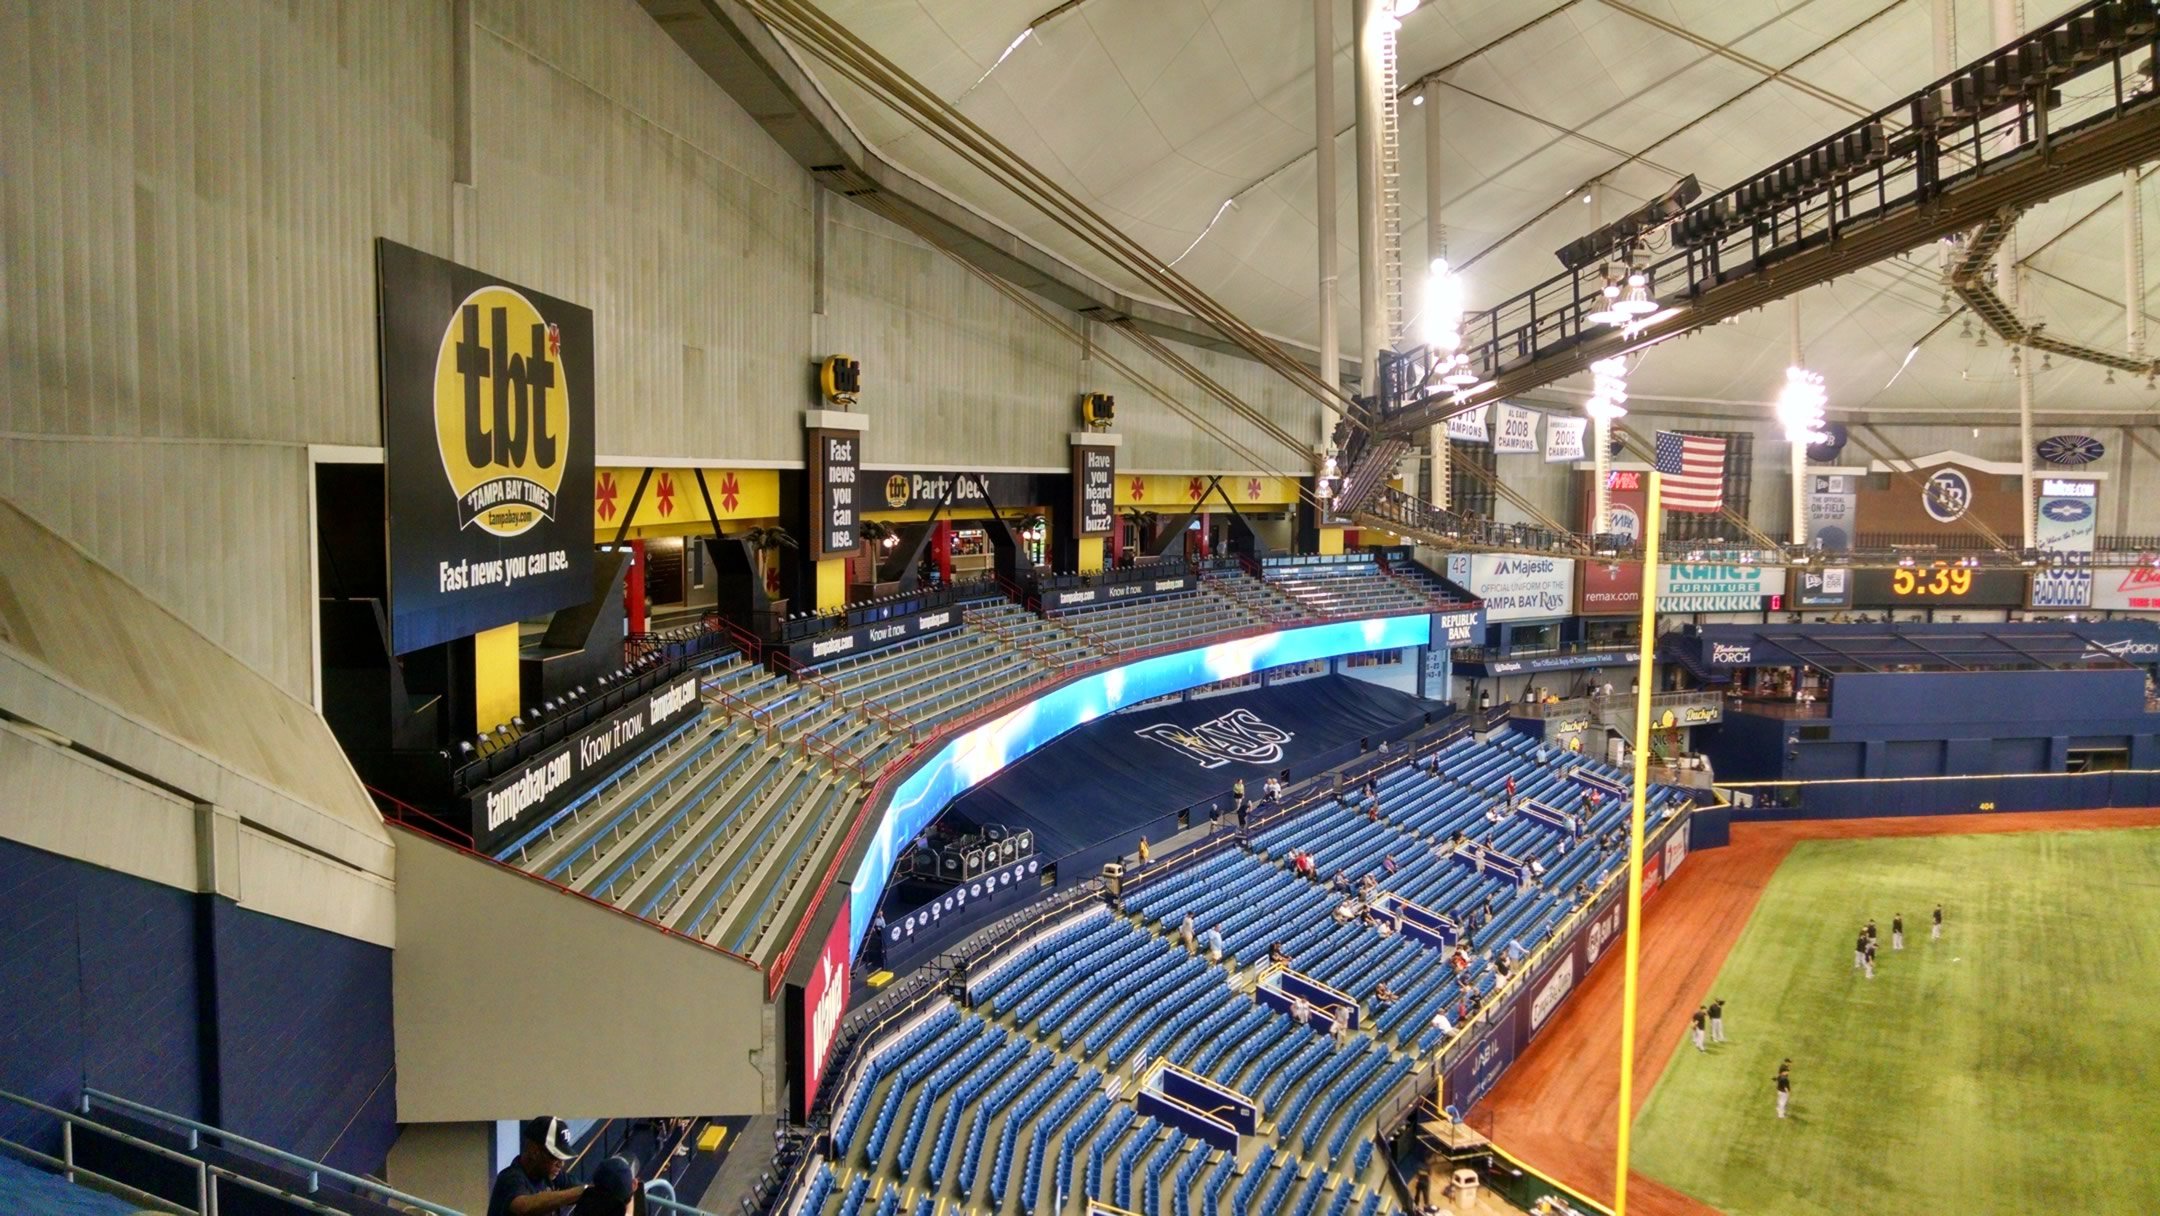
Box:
[789, 0, 2160, 418]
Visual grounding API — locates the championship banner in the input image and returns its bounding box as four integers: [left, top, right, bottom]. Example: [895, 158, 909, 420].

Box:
[1544, 417, 1586, 462]
[375, 240, 595, 654]
[2030, 477, 2099, 608]
[1446, 403, 1490, 444]
[1494, 403, 1540, 455]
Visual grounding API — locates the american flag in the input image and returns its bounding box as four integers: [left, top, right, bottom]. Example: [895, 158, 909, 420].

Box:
[1653, 431, 1728, 513]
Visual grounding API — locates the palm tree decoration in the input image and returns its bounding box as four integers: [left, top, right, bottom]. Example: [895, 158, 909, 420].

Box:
[739, 525, 797, 595]
[859, 519, 899, 549]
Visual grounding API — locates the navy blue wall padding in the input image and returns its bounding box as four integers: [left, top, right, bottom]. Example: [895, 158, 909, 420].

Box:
[208, 901, 398, 1175]
[1687, 805, 1730, 849]
[948, 676, 1435, 862]
[1742, 770, 2160, 818]
[0, 838, 204, 1156]
[0, 839, 395, 1177]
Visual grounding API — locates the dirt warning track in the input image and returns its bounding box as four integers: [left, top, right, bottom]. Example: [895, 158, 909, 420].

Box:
[1475, 807, 2160, 1216]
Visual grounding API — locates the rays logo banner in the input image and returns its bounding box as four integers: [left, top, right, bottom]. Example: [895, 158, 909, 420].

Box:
[1135, 708, 1294, 769]
[377, 240, 595, 654]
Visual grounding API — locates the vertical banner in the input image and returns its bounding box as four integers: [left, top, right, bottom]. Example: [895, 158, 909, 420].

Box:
[1445, 403, 1490, 445]
[1072, 444, 1116, 535]
[809, 430, 861, 559]
[2030, 477, 2098, 608]
[791, 908, 852, 1121]
[1806, 474, 1857, 551]
[1545, 417, 1586, 463]
[375, 240, 596, 655]
[1494, 403, 1540, 455]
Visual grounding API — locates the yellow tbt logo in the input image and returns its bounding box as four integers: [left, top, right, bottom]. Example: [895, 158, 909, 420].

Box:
[433, 285, 569, 538]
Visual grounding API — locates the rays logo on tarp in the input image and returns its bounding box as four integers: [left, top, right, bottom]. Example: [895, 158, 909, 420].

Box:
[435, 286, 570, 536]
[1135, 708, 1294, 769]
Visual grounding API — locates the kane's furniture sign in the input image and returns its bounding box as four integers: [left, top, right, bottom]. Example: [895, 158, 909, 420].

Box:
[375, 240, 595, 654]
[1656, 564, 1786, 613]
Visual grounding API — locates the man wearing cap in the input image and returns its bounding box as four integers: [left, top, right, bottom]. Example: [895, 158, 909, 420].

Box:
[488, 1118, 586, 1216]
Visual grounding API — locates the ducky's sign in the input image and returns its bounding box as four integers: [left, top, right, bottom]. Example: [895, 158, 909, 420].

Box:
[377, 240, 594, 654]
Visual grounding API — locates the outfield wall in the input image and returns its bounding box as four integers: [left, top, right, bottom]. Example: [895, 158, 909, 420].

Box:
[1723, 769, 2160, 818]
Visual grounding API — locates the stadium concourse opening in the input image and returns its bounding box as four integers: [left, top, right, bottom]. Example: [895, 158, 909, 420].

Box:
[12, 2, 2160, 1216]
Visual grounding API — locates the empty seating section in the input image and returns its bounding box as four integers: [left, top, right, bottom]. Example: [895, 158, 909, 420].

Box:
[968, 600, 1101, 667]
[1049, 587, 1264, 654]
[1201, 570, 1308, 624]
[1266, 560, 1428, 618]
[811, 619, 1049, 732]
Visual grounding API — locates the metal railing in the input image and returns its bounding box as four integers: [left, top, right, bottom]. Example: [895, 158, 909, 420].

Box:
[79, 1089, 462, 1216]
[1378, 0, 2160, 433]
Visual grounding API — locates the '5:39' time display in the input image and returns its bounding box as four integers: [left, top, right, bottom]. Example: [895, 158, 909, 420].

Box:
[1851, 566, 2027, 606]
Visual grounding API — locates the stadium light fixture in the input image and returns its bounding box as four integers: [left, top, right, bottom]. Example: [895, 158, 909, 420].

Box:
[1583, 356, 1629, 421]
[1616, 269, 1659, 317]
[1774, 365, 1830, 444]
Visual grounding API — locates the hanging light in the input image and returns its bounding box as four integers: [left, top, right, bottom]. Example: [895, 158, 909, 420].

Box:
[1585, 271, 1628, 327]
[1421, 257, 1464, 354]
[1616, 269, 1659, 317]
[1775, 365, 1830, 444]
[1584, 356, 1629, 421]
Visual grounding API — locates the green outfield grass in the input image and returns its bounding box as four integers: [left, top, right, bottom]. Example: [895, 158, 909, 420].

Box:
[1631, 827, 2160, 1216]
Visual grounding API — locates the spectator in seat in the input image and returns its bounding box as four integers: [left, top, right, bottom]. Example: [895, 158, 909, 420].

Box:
[569, 1156, 639, 1216]
[1269, 942, 1292, 966]
[1333, 869, 1353, 894]
[488, 1118, 585, 1216]
[1382, 854, 1401, 875]
[1374, 982, 1398, 1007]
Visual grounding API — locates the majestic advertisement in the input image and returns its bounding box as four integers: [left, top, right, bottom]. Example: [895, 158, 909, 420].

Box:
[375, 239, 596, 655]
[811, 431, 861, 558]
[1073, 447, 1116, 535]
[1806, 474, 1858, 551]
[1494, 403, 1540, 455]
[794, 910, 851, 1121]
[844, 614, 1435, 950]
[469, 674, 703, 855]
[2030, 477, 2099, 608]
[1457, 554, 1576, 622]
[1793, 567, 1852, 609]
[1656, 564, 1787, 614]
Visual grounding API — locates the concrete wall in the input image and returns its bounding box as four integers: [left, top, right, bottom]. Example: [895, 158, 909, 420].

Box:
[392, 831, 768, 1121]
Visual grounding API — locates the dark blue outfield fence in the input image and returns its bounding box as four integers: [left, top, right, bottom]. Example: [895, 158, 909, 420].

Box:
[1720, 769, 2160, 818]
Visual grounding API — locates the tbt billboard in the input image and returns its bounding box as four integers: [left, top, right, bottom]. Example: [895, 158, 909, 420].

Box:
[375, 240, 595, 654]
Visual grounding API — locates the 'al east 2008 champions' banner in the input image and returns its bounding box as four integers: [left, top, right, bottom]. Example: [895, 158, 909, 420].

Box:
[376, 240, 595, 654]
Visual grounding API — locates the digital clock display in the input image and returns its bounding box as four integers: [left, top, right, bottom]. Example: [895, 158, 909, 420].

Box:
[1852, 567, 2027, 606]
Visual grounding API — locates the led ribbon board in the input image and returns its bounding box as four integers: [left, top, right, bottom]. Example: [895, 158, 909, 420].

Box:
[844, 614, 1434, 951]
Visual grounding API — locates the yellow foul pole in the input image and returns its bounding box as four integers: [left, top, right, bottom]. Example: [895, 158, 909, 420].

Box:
[1612, 469, 1664, 1216]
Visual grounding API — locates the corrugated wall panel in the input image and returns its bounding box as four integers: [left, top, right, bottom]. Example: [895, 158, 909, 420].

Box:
[0, 439, 315, 698]
[821, 200, 1077, 468]
[469, 1, 812, 464]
